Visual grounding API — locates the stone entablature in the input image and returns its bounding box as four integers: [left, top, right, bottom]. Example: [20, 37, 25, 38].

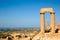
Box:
[40, 8, 54, 13]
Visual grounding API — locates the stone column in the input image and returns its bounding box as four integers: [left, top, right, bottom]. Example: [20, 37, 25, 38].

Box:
[50, 12, 55, 33]
[40, 13, 45, 33]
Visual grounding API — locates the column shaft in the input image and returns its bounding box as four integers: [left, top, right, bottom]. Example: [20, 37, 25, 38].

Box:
[50, 12, 55, 33]
[40, 13, 45, 33]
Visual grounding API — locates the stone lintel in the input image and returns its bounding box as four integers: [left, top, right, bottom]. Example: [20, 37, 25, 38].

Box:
[40, 8, 54, 13]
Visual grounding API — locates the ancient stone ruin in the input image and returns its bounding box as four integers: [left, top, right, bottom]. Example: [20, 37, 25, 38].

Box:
[40, 8, 55, 33]
[32, 8, 60, 40]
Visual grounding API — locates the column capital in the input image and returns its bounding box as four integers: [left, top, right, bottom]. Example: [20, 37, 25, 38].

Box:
[40, 13, 45, 14]
[50, 12, 55, 14]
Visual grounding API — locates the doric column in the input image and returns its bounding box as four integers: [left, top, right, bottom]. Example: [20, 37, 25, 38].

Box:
[50, 12, 55, 33]
[40, 13, 45, 33]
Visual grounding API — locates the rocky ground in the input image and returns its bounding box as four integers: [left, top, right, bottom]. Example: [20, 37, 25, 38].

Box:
[0, 33, 60, 40]
[0, 28, 60, 40]
[32, 33, 60, 40]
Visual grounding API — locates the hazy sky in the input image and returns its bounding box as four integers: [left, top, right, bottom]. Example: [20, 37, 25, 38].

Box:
[0, 0, 60, 29]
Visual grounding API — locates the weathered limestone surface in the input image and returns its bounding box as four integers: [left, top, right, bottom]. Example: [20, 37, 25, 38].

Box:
[40, 8, 54, 13]
[40, 8, 55, 33]
[32, 33, 60, 40]
[32, 8, 56, 40]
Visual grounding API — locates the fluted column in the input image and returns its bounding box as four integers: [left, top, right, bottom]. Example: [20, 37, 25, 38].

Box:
[40, 13, 45, 33]
[50, 12, 55, 33]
